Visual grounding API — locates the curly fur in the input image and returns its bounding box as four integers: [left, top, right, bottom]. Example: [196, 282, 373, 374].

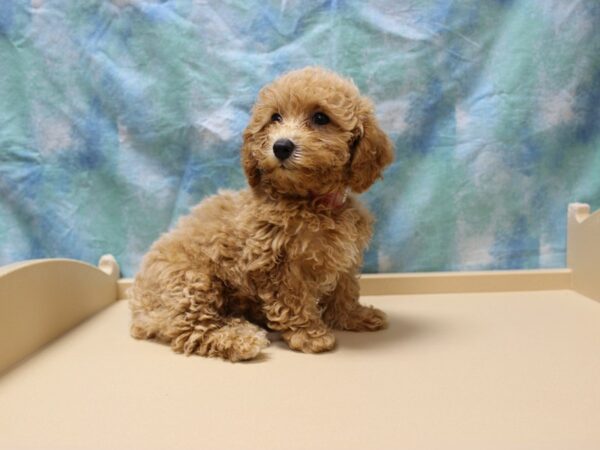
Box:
[130, 67, 394, 362]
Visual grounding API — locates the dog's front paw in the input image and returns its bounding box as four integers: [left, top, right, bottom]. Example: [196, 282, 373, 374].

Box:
[282, 327, 336, 353]
[339, 306, 388, 332]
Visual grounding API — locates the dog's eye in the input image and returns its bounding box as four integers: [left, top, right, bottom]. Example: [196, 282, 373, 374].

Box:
[271, 113, 282, 123]
[312, 112, 330, 126]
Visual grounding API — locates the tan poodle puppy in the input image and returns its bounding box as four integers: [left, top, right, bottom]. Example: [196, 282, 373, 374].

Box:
[130, 67, 394, 361]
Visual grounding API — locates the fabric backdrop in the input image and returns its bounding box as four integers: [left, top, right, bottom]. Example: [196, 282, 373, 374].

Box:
[1, 0, 599, 277]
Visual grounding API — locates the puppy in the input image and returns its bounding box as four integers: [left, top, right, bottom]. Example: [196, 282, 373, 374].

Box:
[130, 67, 394, 361]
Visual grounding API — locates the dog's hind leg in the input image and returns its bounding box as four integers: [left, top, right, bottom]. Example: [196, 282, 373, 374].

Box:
[161, 280, 269, 362]
[170, 315, 269, 362]
[131, 264, 268, 362]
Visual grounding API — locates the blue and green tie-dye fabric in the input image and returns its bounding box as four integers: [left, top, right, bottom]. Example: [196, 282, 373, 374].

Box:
[0, 1, 599, 276]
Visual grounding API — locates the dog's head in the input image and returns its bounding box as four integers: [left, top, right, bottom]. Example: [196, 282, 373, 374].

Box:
[241, 67, 394, 198]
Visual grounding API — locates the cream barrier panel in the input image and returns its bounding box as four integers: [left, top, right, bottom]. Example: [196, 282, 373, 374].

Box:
[1, 203, 599, 375]
[0, 256, 119, 373]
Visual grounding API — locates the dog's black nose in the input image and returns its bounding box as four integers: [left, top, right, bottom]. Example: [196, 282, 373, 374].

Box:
[273, 138, 295, 161]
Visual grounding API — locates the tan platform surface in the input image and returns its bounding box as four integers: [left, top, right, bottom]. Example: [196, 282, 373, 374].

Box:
[2, 291, 600, 450]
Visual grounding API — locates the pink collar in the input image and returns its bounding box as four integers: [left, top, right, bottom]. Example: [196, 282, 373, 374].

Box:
[311, 188, 349, 210]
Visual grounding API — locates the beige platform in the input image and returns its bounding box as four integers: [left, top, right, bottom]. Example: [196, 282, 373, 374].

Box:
[1, 203, 599, 449]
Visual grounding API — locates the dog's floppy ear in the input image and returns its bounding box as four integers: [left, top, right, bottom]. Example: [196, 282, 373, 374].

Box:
[241, 99, 268, 187]
[348, 98, 394, 193]
[241, 130, 261, 187]
[241, 91, 275, 187]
